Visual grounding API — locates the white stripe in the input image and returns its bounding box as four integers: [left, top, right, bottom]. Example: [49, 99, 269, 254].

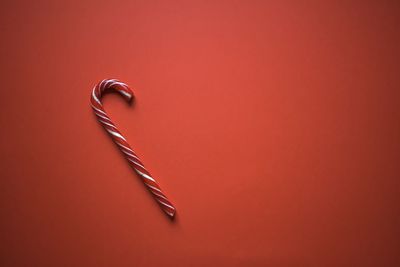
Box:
[94, 112, 111, 122]
[91, 104, 106, 115]
[106, 129, 126, 141]
[122, 149, 139, 159]
[100, 79, 116, 92]
[119, 90, 132, 98]
[152, 190, 169, 201]
[147, 184, 162, 193]
[99, 119, 116, 129]
[99, 79, 107, 92]
[116, 142, 134, 153]
[100, 79, 111, 89]
[92, 88, 101, 104]
[135, 169, 156, 182]
[156, 199, 175, 210]
[110, 81, 127, 88]
[127, 158, 145, 169]
[108, 81, 132, 98]
[104, 79, 117, 89]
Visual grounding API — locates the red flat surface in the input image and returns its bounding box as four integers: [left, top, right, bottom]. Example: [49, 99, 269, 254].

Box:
[1, 1, 399, 266]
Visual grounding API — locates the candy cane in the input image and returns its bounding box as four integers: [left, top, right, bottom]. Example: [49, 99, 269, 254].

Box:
[90, 79, 176, 218]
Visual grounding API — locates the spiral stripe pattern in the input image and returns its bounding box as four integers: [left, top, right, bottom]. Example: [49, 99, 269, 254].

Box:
[90, 79, 176, 217]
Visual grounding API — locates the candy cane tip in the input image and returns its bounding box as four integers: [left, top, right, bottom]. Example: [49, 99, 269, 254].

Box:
[166, 209, 176, 218]
[119, 89, 134, 101]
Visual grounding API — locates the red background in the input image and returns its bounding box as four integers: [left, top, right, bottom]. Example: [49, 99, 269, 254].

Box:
[1, 1, 399, 266]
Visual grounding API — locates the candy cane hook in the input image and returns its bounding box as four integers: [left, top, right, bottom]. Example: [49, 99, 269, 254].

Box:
[90, 79, 176, 218]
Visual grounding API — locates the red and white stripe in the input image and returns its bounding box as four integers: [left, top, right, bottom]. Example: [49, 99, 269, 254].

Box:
[90, 79, 176, 217]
